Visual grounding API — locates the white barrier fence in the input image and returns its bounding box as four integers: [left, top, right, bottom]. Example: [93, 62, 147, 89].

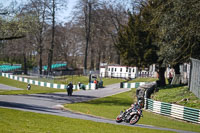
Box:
[120, 82, 146, 88]
[145, 98, 200, 124]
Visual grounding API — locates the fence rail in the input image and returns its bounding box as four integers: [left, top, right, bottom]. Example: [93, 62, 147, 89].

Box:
[145, 98, 200, 124]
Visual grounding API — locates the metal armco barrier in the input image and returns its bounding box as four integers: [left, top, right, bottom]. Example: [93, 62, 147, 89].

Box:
[1, 73, 96, 90]
[145, 98, 200, 124]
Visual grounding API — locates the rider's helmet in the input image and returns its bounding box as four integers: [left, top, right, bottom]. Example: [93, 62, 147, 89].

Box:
[138, 100, 143, 107]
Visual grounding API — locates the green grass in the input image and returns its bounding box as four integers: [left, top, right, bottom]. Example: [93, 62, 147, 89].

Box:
[65, 88, 200, 132]
[0, 77, 65, 95]
[54, 75, 89, 85]
[20, 75, 90, 85]
[0, 108, 172, 133]
[54, 77, 125, 86]
[102, 78, 126, 86]
[152, 85, 200, 109]
[128, 77, 158, 83]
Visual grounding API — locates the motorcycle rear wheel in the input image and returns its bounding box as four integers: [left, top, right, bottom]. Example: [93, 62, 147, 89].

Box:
[129, 115, 140, 125]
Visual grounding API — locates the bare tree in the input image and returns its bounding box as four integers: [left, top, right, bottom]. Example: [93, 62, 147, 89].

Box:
[21, 0, 51, 74]
[101, 0, 129, 64]
[73, 0, 100, 73]
[53, 22, 83, 68]
[71, 0, 130, 71]
[46, 0, 68, 75]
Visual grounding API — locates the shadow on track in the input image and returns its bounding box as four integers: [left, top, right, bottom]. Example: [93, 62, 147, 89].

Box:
[0, 101, 57, 113]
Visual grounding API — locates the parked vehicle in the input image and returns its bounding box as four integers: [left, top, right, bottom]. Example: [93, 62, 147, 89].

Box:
[116, 100, 143, 125]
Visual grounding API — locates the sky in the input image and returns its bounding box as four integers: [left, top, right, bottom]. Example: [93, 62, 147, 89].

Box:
[1, 0, 78, 23]
[57, 0, 78, 22]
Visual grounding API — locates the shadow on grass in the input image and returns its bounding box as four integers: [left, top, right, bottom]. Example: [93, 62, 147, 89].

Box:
[158, 84, 187, 90]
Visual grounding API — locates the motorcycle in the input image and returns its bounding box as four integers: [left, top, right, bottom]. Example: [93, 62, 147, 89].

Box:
[116, 101, 143, 125]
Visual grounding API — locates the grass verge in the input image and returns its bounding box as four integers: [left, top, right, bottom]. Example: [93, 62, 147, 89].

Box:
[19, 75, 90, 85]
[102, 78, 126, 86]
[152, 85, 200, 109]
[0, 108, 172, 133]
[0, 77, 65, 95]
[64, 88, 200, 132]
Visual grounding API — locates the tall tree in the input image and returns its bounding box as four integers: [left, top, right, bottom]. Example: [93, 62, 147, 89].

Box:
[46, 0, 68, 75]
[116, 1, 169, 86]
[84, 0, 92, 72]
[47, 0, 56, 74]
[0, 1, 27, 41]
[151, 0, 200, 68]
[101, 0, 129, 64]
[116, 10, 158, 68]
[22, 0, 49, 74]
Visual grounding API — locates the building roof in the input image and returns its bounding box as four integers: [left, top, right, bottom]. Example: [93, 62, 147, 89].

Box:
[100, 64, 136, 68]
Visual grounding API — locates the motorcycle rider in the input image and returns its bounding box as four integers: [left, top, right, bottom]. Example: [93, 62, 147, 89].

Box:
[67, 82, 73, 96]
[125, 100, 143, 114]
[116, 100, 143, 124]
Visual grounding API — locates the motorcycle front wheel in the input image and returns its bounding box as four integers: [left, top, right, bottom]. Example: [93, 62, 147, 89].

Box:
[129, 114, 140, 125]
[116, 115, 123, 123]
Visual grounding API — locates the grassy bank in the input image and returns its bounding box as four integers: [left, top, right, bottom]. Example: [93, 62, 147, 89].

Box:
[0, 77, 65, 95]
[0, 108, 172, 133]
[65, 88, 200, 132]
[153, 85, 200, 109]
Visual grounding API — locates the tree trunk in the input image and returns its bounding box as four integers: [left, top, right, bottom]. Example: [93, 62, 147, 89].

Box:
[23, 53, 27, 75]
[96, 50, 101, 70]
[39, 49, 42, 75]
[109, 44, 112, 63]
[47, 0, 55, 75]
[174, 63, 180, 74]
[90, 43, 95, 70]
[158, 67, 166, 87]
[117, 51, 120, 65]
[84, 2, 91, 73]
[38, 3, 45, 75]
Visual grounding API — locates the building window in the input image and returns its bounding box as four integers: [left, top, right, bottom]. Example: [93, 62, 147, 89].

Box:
[108, 68, 110, 71]
[120, 68, 122, 72]
[126, 67, 128, 72]
[129, 68, 131, 72]
[115, 68, 117, 72]
[111, 68, 113, 72]
[133, 69, 134, 72]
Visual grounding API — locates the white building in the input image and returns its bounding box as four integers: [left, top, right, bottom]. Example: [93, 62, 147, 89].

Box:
[100, 65, 138, 79]
[100, 64, 157, 79]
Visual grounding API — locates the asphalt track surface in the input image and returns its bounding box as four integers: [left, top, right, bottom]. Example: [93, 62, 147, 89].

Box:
[0, 83, 23, 90]
[0, 83, 198, 133]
